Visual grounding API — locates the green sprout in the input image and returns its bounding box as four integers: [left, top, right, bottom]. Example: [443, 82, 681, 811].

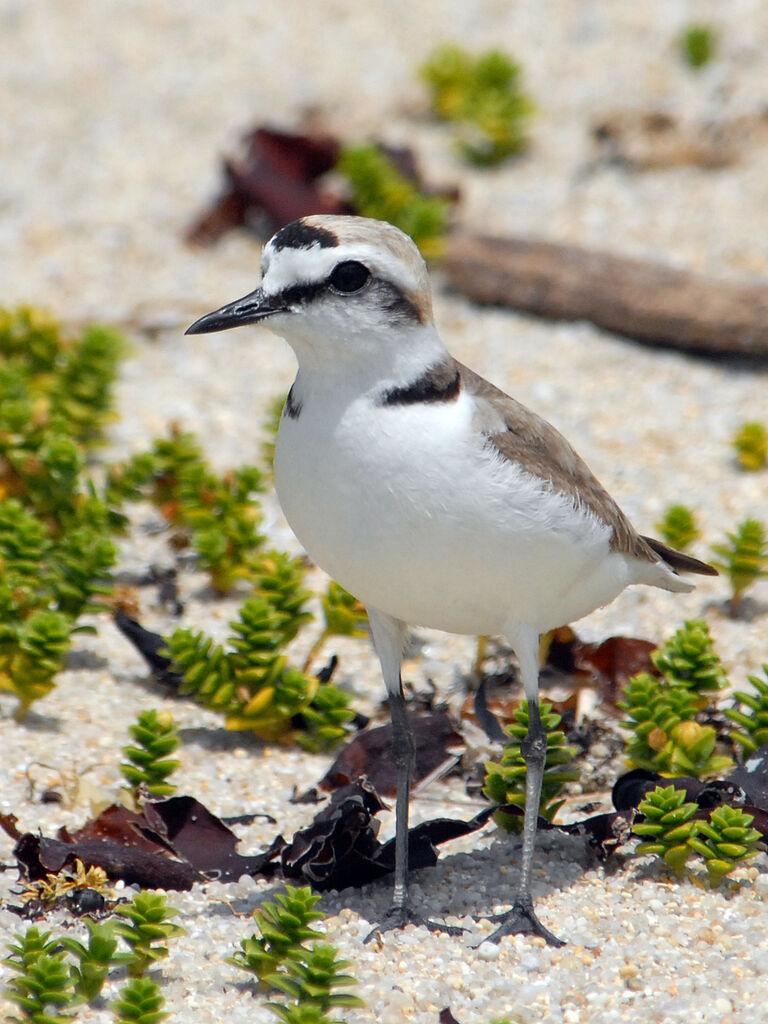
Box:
[179, 463, 265, 594]
[3, 927, 61, 974]
[112, 891, 185, 978]
[45, 505, 117, 618]
[252, 551, 314, 644]
[654, 504, 701, 552]
[680, 24, 717, 69]
[483, 699, 579, 830]
[302, 581, 369, 675]
[0, 308, 124, 720]
[267, 944, 363, 1023]
[0, 603, 73, 722]
[47, 324, 126, 447]
[0, 307, 125, 527]
[725, 665, 768, 757]
[337, 145, 450, 259]
[165, 592, 355, 750]
[420, 45, 534, 165]
[228, 886, 325, 983]
[229, 886, 363, 1022]
[2, 903, 182, 1023]
[120, 709, 181, 800]
[634, 785, 699, 877]
[106, 427, 265, 594]
[0, 307, 125, 719]
[711, 518, 768, 615]
[3, 927, 75, 1024]
[688, 804, 762, 886]
[650, 618, 728, 699]
[320, 582, 369, 640]
[105, 427, 202, 514]
[296, 684, 361, 755]
[112, 977, 168, 1024]
[618, 673, 732, 778]
[59, 920, 119, 1004]
[732, 421, 768, 472]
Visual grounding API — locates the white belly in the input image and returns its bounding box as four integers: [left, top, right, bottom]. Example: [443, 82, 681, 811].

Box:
[274, 387, 629, 637]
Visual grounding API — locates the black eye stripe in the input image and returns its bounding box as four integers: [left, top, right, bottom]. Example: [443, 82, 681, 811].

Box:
[266, 270, 422, 325]
[274, 281, 326, 307]
[328, 261, 371, 293]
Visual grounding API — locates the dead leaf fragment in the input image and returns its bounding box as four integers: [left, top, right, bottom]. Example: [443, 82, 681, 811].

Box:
[187, 126, 345, 245]
[317, 711, 464, 796]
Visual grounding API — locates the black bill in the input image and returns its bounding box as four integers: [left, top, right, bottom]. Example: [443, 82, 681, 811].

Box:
[185, 287, 286, 335]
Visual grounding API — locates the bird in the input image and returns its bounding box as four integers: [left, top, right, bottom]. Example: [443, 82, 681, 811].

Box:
[186, 214, 717, 946]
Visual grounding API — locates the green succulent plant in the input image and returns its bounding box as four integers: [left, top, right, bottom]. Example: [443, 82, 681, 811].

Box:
[420, 45, 534, 165]
[59, 920, 119, 1004]
[725, 665, 768, 757]
[654, 504, 701, 552]
[112, 977, 169, 1024]
[120, 709, 181, 799]
[634, 785, 700, 876]
[229, 886, 363, 1022]
[0, 308, 125, 518]
[680, 24, 717, 69]
[266, 943, 363, 1021]
[165, 591, 355, 750]
[651, 618, 728, 698]
[711, 518, 768, 615]
[619, 672, 732, 778]
[732, 421, 768, 472]
[0, 308, 123, 719]
[2, 901, 182, 1023]
[3, 927, 75, 1024]
[112, 891, 185, 978]
[252, 551, 313, 643]
[688, 804, 762, 886]
[0, 604, 73, 721]
[106, 427, 265, 594]
[228, 886, 325, 983]
[302, 581, 369, 675]
[338, 144, 451, 259]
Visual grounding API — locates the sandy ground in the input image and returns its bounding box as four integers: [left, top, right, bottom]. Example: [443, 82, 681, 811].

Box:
[2, 2, 768, 1022]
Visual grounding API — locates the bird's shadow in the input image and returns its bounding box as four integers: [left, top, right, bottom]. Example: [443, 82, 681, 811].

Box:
[319, 827, 593, 927]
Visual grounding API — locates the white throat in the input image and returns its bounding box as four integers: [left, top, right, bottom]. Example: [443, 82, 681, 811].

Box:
[268, 316, 450, 398]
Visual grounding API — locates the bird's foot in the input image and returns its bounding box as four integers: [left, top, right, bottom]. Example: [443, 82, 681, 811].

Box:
[364, 903, 466, 943]
[475, 900, 565, 948]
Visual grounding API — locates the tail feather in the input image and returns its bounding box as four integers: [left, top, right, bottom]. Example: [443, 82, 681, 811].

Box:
[641, 535, 718, 577]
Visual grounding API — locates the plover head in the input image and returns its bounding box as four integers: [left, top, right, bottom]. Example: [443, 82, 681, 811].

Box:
[186, 215, 439, 373]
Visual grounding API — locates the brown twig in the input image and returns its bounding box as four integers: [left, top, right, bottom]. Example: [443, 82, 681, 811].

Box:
[442, 231, 768, 357]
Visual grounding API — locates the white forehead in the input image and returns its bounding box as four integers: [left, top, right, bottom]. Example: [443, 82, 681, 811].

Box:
[260, 216, 430, 299]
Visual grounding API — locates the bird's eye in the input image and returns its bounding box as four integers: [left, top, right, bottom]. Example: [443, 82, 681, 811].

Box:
[328, 261, 370, 293]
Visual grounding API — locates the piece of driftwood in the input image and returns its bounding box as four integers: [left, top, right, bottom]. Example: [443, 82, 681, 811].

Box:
[590, 109, 768, 171]
[441, 232, 768, 356]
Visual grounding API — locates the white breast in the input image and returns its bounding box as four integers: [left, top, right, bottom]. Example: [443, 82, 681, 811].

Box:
[274, 383, 631, 636]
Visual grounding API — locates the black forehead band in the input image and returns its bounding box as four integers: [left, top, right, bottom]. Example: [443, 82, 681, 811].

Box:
[270, 221, 339, 252]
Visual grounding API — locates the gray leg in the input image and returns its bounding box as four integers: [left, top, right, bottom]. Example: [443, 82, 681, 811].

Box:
[386, 679, 415, 923]
[364, 609, 464, 939]
[483, 628, 565, 947]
